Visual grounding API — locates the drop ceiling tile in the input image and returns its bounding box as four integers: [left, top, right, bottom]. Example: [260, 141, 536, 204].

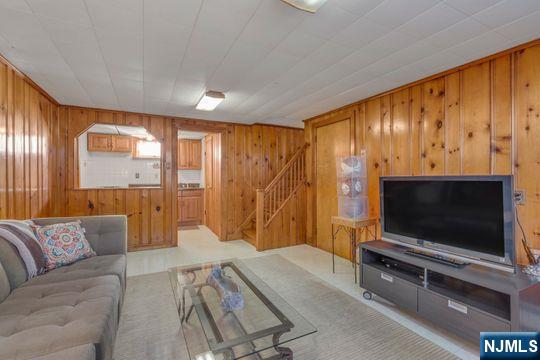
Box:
[143, 0, 202, 28]
[96, 30, 143, 70]
[195, 0, 260, 39]
[144, 20, 191, 46]
[424, 18, 490, 48]
[144, 81, 174, 101]
[382, 64, 431, 84]
[308, 41, 356, 67]
[0, 0, 31, 13]
[397, 3, 466, 40]
[332, 17, 390, 49]
[106, 64, 143, 82]
[495, 10, 540, 40]
[143, 97, 168, 115]
[0, 6, 47, 42]
[237, 0, 305, 50]
[143, 70, 176, 86]
[38, 18, 97, 45]
[55, 41, 109, 75]
[449, 31, 509, 61]
[274, 29, 326, 58]
[178, 29, 237, 81]
[143, 40, 186, 75]
[473, 0, 540, 28]
[358, 31, 418, 59]
[412, 49, 464, 75]
[209, 40, 272, 90]
[444, 0, 503, 15]
[78, 74, 117, 104]
[86, 0, 142, 34]
[236, 50, 301, 94]
[365, 0, 439, 29]
[27, 0, 91, 26]
[332, 0, 385, 16]
[388, 40, 443, 64]
[298, 3, 358, 40]
[170, 78, 206, 106]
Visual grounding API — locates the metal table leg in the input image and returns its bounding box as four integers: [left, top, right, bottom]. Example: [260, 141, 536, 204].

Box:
[353, 228, 357, 283]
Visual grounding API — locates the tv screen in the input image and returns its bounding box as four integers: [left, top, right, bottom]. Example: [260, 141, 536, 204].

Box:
[382, 179, 506, 258]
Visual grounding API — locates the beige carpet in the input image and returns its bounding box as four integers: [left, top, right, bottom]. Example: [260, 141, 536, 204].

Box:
[114, 255, 457, 360]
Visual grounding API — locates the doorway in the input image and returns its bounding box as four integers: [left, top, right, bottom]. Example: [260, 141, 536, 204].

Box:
[177, 129, 222, 240]
[315, 116, 353, 260]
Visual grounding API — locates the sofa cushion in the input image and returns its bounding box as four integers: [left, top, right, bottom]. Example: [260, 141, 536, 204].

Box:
[0, 238, 27, 289]
[22, 255, 126, 290]
[33, 221, 96, 271]
[0, 260, 10, 302]
[5, 344, 96, 360]
[0, 275, 120, 360]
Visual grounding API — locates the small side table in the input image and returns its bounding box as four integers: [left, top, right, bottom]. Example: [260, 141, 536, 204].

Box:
[331, 216, 378, 283]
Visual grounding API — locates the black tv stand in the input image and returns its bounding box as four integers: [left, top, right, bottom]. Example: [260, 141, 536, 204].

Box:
[360, 240, 540, 341]
[405, 248, 469, 268]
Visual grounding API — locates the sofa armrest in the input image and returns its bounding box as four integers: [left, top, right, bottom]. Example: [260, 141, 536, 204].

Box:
[32, 215, 127, 256]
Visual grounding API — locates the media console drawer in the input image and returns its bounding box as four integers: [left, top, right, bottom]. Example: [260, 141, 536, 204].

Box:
[418, 288, 510, 340]
[362, 265, 417, 312]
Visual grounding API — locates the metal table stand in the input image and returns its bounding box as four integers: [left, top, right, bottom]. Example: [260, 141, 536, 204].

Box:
[331, 216, 378, 282]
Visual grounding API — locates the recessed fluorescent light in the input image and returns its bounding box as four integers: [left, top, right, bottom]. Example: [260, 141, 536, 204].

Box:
[196, 91, 225, 111]
[281, 0, 328, 13]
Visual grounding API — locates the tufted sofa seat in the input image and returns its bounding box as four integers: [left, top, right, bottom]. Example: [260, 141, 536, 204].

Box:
[0, 216, 127, 360]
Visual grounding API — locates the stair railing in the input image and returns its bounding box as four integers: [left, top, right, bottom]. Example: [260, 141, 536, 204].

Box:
[256, 143, 308, 230]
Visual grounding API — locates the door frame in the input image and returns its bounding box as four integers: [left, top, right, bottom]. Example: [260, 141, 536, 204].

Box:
[174, 121, 227, 241]
[311, 109, 357, 249]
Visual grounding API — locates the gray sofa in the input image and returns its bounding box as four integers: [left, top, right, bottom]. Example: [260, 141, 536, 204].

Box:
[0, 215, 127, 360]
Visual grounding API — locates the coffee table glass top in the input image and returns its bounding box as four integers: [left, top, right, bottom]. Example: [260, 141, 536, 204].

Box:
[168, 259, 316, 360]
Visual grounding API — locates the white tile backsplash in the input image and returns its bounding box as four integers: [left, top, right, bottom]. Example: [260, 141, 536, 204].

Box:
[79, 132, 161, 188]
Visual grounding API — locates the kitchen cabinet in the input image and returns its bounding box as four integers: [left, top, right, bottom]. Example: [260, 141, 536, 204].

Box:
[111, 135, 132, 152]
[87, 133, 110, 152]
[87, 133, 132, 153]
[178, 189, 204, 226]
[177, 139, 202, 170]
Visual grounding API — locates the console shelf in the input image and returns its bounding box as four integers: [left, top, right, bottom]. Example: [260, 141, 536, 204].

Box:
[360, 241, 540, 341]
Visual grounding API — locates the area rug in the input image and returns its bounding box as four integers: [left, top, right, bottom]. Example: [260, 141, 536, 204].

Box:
[113, 255, 457, 360]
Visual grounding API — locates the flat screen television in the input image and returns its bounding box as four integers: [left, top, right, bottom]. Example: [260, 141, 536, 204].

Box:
[380, 176, 515, 271]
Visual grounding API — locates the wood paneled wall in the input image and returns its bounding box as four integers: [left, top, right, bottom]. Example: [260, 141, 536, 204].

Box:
[305, 40, 540, 265]
[227, 124, 305, 241]
[0, 57, 59, 220]
[47, 108, 304, 251]
[0, 54, 305, 251]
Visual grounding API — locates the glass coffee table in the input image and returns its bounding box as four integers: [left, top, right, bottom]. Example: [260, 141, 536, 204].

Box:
[168, 259, 317, 360]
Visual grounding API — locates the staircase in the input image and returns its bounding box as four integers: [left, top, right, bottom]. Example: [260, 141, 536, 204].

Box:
[241, 143, 308, 250]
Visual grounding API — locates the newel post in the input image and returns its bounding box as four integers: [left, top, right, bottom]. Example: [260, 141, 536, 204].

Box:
[256, 189, 265, 251]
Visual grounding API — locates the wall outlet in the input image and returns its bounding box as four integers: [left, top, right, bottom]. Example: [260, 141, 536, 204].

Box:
[135, 172, 140, 179]
[514, 190, 525, 205]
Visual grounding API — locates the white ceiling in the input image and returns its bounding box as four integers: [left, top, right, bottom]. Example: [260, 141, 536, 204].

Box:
[0, 0, 539, 128]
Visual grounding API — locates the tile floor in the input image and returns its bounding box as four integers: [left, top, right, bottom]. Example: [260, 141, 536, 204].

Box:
[127, 226, 479, 360]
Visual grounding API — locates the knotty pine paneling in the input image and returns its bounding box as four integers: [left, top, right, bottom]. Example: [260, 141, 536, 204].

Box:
[0, 56, 304, 252]
[0, 58, 59, 220]
[49, 108, 304, 251]
[304, 40, 540, 264]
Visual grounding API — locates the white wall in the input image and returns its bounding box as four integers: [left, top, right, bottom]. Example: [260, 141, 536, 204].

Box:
[79, 132, 161, 188]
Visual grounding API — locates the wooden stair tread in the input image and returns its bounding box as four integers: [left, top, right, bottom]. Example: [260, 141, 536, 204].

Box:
[242, 227, 256, 246]
[243, 228, 256, 239]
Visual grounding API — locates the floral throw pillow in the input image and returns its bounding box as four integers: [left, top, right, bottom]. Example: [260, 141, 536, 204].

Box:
[33, 221, 96, 270]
